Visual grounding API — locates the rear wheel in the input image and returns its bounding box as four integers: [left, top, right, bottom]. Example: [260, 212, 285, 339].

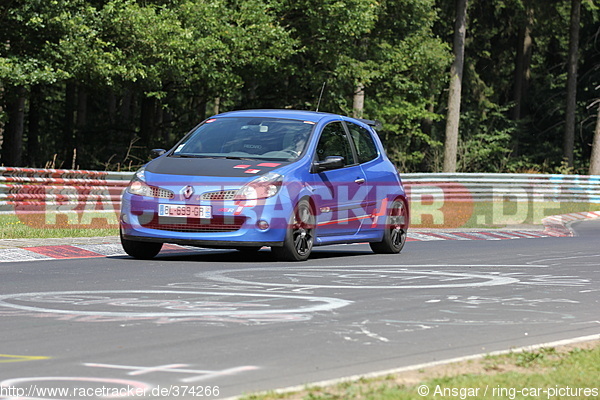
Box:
[370, 199, 408, 254]
[271, 199, 315, 261]
[120, 233, 163, 260]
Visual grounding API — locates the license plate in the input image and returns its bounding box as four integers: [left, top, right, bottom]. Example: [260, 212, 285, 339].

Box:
[158, 204, 212, 218]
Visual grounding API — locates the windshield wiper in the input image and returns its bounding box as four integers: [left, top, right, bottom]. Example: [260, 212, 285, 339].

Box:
[170, 154, 216, 159]
[224, 156, 256, 160]
[170, 154, 258, 160]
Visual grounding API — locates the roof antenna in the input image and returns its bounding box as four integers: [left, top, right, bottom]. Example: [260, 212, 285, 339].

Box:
[315, 82, 326, 112]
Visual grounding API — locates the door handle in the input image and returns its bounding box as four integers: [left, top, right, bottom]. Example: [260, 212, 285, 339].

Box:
[355, 178, 366, 184]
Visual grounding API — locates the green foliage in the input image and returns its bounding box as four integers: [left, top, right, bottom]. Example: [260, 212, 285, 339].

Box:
[0, 0, 598, 172]
[436, 0, 600, 173]
[513, 348, 557, 367]
[457, 104, 516, 172]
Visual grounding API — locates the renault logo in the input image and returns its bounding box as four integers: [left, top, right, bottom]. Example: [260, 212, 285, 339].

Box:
[181, 185, 194, 199]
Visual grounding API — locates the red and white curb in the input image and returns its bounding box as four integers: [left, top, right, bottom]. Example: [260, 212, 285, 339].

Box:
[1, 211, 599, 263]
[0, 243, 193, 263]
[540, 210, 600, 236]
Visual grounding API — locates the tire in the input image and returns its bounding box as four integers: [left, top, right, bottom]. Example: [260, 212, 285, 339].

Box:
[121, 234, 163, 260]
[370, 199, 408, 254]
[271, 199, 315, 261]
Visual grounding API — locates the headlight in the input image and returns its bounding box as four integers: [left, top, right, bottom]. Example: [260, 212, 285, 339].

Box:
[235, 172, 283, 201]
[126, 167, 151, 196]
[127, 178, 153, 197]
[125, 167, 174, 199]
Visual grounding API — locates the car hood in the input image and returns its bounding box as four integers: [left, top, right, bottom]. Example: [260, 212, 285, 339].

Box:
[146, 155, 291, 178]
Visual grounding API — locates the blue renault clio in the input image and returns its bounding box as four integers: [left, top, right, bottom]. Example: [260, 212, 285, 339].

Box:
[120, 109, 409, 261]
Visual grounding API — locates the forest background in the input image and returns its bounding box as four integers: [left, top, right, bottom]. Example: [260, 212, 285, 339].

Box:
[0, 0, 598, 174]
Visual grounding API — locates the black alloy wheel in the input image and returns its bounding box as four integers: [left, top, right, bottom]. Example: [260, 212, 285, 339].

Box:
[271, 199, 315, 261]
[370, 199, 408, 254]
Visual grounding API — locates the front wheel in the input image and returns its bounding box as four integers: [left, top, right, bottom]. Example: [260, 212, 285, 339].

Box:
[121, 233, 163, 260]
[271, 199, 315, 261]
[370, 199, 408, 254]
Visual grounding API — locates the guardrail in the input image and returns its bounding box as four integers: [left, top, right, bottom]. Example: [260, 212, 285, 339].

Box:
[1, 167, 599, 214]
[404, 172, 600, 203]
[0, 167, 132, 213]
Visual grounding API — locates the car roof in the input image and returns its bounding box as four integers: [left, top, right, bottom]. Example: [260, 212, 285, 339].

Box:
[214, 109, 343, 124]
[213, 109, 382, 129]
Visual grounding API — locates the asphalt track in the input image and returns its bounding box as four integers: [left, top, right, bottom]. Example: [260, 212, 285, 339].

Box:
[0, 220, 598, 399]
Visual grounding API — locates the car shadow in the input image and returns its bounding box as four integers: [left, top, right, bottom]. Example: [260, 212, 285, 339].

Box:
[140, 247, 375, 263]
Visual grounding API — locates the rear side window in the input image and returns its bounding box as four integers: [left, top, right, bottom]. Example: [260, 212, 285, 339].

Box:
[347, 122, 378, 164]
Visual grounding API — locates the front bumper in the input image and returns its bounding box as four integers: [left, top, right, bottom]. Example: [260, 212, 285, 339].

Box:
[120, 191, 292, 248]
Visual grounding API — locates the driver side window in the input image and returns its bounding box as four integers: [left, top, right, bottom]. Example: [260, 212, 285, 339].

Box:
[315, 122, 354, 166]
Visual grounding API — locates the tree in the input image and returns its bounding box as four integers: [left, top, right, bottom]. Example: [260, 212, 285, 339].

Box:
[1, 0, 598, 173]
[511, 0, 534, 122]
[590, 98, 600, 175]
[0, 0, 71, 166]
[0, 0, 298, 168]
[1, 86, 26, 166]
[353, 83, 365, 119]
[563, 0, 582, 167]
[443, 0, 468, 172]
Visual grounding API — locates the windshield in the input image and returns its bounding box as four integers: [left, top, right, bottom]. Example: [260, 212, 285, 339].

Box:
[171, 117, 315, 160]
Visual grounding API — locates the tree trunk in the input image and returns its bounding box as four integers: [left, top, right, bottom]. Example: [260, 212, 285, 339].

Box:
[75, 85, 87, 169]
[120, 88, 132, 127]
[1, 85, 27, 167]
[108, 91, 117, 125]
[213, 97, 221, 115]
[352, 83, 365, 119]
[196, 97, 207, 121]
[563, 0, 581, 167]
[155, 100, 164, 144]
[443, 0, 468, 173]
[511, 2, 534, 122]
[140, 95, 157, 143]
[0, 85, 4, 156]
[27, 85, 42, 167]
[63, 81, 77, 168]
[589, 101, 600, 175]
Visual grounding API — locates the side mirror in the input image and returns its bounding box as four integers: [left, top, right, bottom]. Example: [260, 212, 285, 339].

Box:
[151, 148, 166, 158]
[312, 156, 345, 173]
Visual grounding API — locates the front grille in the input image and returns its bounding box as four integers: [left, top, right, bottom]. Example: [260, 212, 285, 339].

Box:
[201, 190, 238, 201]
[141, 215, 245, 233]
[151, 186, 174, 199]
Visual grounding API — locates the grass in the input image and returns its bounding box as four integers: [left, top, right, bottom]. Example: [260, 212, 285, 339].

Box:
[0, 212, 119, 239]
[238, 342, 600, 400]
